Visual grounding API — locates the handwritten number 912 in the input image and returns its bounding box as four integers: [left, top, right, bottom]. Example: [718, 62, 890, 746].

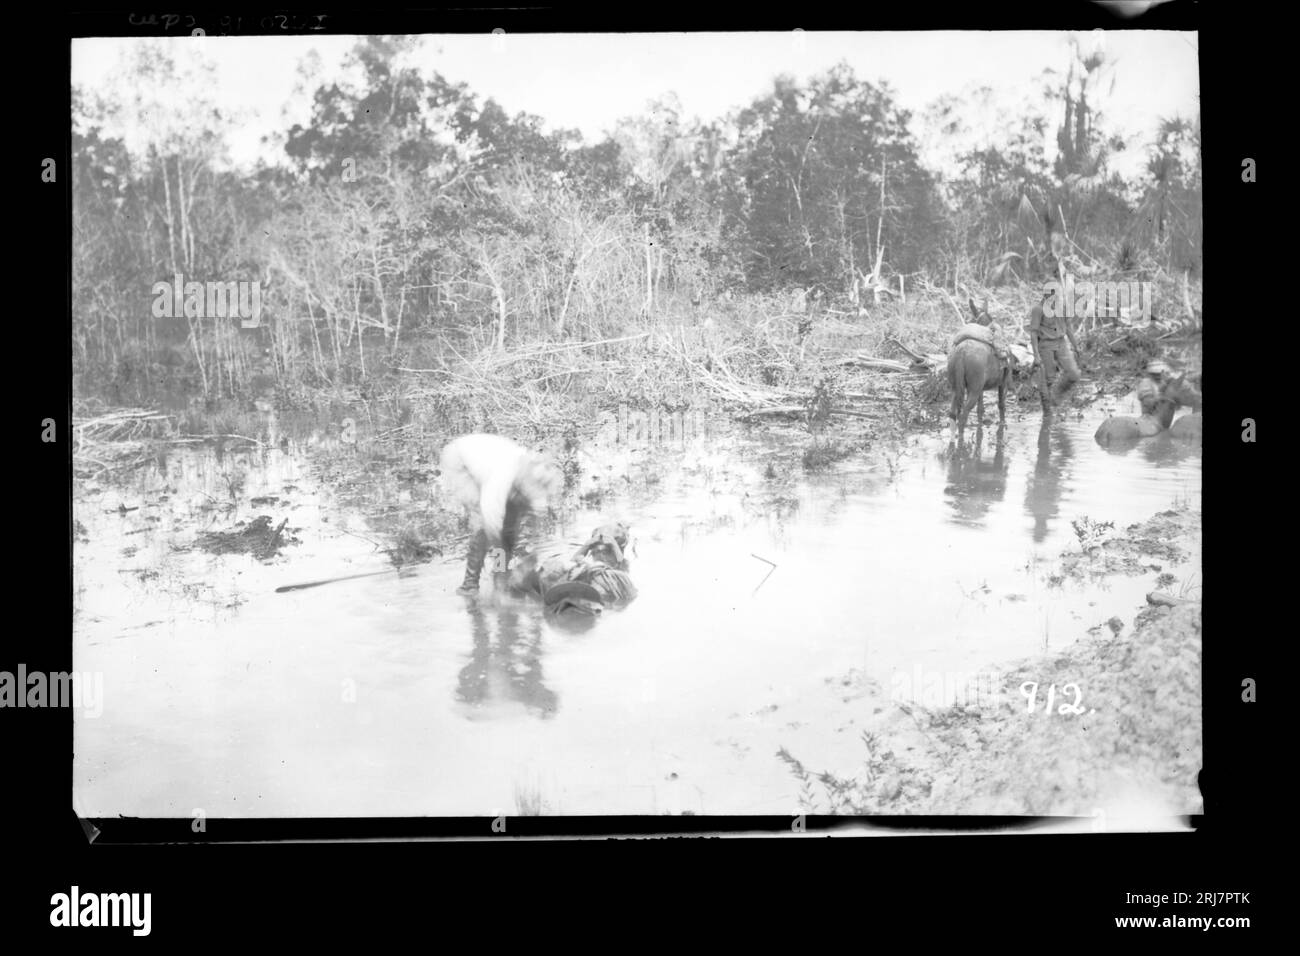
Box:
[1020, 681, 1085, 716]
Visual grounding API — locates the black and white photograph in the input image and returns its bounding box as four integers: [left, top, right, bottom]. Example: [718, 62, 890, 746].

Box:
[68, 23, 1205, 826]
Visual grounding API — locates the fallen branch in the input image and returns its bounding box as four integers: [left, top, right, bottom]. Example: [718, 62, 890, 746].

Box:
[886, 336, 930, 365]
[827, 408, 887, 419]
[275, 568, 402, 594]
[751, 553, 777, 594]
[484, 332, 651, 367]
[168, 434, 264, 446]
[736, 405, 885, 421]
[839, 355, 916, 372]
[736, 405, 807, 419]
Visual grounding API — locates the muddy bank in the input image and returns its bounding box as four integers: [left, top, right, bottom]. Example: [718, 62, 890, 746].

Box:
[785, 506, 1202, 817]
[737, 324, 1201, 452]
[922, 601, 1200, 817]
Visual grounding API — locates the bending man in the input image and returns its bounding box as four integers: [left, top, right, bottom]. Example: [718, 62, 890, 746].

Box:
[439, 433, 564, 595]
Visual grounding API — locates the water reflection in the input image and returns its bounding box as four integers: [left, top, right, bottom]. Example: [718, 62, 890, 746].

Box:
[943, 425, 1008, 527]
[74, 408, 1201, 816]
[1095, 423, 1202, 467]
[455, 593, 559, 718]
[1024, 416, 1074, 543]
[1141, 430, 1202, 467]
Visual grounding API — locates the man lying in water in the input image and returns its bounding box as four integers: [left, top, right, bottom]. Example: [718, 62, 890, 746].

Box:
[507, 522, 638, 620]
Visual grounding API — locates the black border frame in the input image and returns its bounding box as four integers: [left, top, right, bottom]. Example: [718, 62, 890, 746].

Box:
[10, 0, 1269, 937]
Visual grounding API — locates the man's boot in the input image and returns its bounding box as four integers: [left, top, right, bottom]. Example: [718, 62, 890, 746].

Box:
[458, 531, 488, 594]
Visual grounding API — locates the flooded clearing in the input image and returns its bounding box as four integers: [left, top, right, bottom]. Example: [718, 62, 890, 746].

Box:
[74, 396, 1200, 818]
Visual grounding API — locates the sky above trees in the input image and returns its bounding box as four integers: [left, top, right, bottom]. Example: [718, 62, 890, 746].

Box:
[72, 31, 1198, 180]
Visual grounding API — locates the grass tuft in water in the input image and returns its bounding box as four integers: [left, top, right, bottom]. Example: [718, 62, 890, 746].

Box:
[801, 438, 858, 472]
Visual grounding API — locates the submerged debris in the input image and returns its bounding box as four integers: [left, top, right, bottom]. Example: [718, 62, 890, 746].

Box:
[193, 515, 300, 559]
[801, 438, 861, 472]
[1054, 508, 1198, 584]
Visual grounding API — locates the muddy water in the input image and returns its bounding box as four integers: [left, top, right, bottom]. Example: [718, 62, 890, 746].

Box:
[74, 401, 1201, 817]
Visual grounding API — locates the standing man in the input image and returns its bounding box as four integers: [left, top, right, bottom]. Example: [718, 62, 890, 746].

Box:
[1028, 287, 1082, 409]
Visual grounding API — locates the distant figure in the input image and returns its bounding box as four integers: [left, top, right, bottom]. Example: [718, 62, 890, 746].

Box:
[1029, 287, 1082, 408]
[1095, 370, 1197, 446]
[1094, 395, 1179, 446]
[1162, 370, 1203, 442]
[1161, 369, 1201, 412]
[439, 434, 564, 595]
[1135, 360, 1172, 415]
